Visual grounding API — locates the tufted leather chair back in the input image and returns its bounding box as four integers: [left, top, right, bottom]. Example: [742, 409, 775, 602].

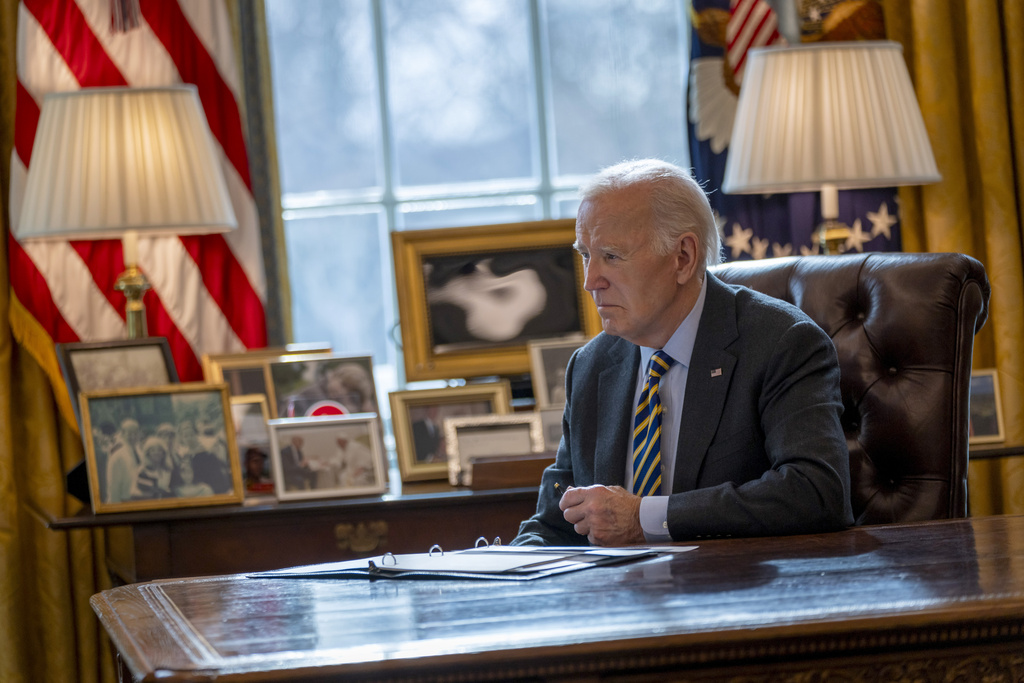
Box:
[711, 252, 991, 525]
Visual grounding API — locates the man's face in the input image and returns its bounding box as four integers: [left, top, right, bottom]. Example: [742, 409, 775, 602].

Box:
[575, 188, 687, 347]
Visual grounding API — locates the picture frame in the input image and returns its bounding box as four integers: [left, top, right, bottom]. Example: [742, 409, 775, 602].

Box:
[969, 369, 1005, 445]
[527, 336, 588, 408]
[444, 413, 545, 487]
[230, 394, 275, 499]
[266, 353, 379, 419]
[202, 344, 333, 400]
[79, 382, 244, 514]
[537, 405, 564, 453]
[267, 414, 388, 501]
[392, 219, 601, 381]
[56, 337, 179, 432]
[389, 381, 514, 483]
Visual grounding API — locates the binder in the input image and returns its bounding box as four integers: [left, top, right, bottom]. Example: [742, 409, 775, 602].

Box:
[249, 542, 696, 581]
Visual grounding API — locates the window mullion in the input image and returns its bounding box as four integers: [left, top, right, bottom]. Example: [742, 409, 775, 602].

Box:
[529, 0, 554, 219]
[372, 0, 397, 230]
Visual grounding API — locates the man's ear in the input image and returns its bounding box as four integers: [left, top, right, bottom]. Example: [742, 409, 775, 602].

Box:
[675, 232, 701, 285]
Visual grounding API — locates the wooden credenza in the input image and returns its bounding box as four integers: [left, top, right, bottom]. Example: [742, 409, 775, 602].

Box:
[44, 484, 540, 583]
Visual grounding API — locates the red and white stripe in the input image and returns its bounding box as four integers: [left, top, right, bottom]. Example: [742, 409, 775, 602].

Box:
[726, 0, 786, 85]
[9, 0, 267, 395]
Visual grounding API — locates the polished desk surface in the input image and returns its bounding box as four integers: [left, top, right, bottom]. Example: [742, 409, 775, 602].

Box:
[91, 514, 1024, 682]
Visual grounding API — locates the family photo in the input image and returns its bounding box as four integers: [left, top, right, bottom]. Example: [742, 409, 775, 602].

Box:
[81, 385, 242, 513]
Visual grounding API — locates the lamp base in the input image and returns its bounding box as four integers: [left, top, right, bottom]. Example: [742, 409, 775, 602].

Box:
[813, 219, 852, 256]
[114, 266, 151, 339]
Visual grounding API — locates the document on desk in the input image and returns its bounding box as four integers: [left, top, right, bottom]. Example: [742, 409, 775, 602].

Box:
[248, 545, 696, 581]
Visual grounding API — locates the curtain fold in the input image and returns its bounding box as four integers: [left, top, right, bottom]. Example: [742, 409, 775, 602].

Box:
[886, 0, 1024, 515]
[1, 0, 112, 680]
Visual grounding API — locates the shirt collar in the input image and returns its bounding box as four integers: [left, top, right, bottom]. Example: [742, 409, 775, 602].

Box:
[640, 274, 708, 370]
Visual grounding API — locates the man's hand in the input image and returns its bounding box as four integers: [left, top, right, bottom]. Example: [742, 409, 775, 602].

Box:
[559, 484, 644, 546]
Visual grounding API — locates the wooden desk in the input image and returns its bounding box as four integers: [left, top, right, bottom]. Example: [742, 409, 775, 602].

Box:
[92, 514, 1024, 682]
[44, 485, 539, 583]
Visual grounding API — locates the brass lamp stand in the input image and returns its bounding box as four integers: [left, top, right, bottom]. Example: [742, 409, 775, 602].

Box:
[114, 266, 151, 339]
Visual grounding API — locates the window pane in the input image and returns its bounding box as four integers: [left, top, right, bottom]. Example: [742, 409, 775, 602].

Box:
[544, 0, 688, 177]
[385, 0, 536, 187]
[398, 197, 542, 230]
[285, 211, 390, 365]
[266, 0, 382, 195]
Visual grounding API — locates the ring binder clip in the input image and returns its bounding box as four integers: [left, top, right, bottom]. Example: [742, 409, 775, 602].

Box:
[475, 536, 489, 548]
[492, 537, 501, 546]
[428, 544, 444, 556]
[382, 552, 397, 566]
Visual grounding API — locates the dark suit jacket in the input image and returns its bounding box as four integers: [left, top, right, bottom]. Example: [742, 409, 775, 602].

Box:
[513, 274, 854, 545]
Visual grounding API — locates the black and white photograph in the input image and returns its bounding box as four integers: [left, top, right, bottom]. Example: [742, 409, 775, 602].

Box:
[424, 247, 582, 353]
[527, 336, 588, 408]
[389, 382, 513, 483]
[969, 369, 1005, 445]
[230, 395, 274, 498]
[56, 337, 179, 430]
[268, 354, 378, 419]
[267, 414, 387, 501]
[79, 383, 243, 514]
[202, 345, 333, 399]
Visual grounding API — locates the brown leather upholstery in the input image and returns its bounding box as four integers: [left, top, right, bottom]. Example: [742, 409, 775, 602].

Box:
[712, 253, 991, 525]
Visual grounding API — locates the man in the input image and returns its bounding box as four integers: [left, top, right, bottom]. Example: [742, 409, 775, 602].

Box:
[512, 159, 852, 546]
[105, 418, 141, 504]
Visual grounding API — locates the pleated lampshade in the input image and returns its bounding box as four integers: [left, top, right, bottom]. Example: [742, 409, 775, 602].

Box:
[722, 41, 940, 197]
[15, 85, 236, 241]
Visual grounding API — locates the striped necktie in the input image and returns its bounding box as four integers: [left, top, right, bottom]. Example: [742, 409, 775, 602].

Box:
[632, 350, 676, 496]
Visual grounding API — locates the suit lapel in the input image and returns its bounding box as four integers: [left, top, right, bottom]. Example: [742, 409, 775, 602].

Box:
[595, 340, 639, 486]
[673, 275, 738, 493]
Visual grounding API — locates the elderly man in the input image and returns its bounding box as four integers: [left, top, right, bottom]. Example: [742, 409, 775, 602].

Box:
[513, 159, 852, 546]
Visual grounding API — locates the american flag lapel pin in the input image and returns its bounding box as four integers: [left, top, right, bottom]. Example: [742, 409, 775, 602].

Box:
[711, 368, 723, 378]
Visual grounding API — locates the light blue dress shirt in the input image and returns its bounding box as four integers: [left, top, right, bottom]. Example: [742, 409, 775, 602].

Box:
[628, 276, 708, 542]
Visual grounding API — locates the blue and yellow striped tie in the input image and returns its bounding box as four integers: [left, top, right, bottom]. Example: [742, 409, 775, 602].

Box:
[632, 350, 676, 496]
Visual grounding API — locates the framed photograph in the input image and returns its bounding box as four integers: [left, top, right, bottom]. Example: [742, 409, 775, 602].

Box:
[444, 413, 545, 486]
[389, 381, 513, 483]
[79, 382, 243, 514]
[267, 414, 388, 501]
[969, 369, 1005, 445]
[56, 337, 179, 431]
[392, 219, 602, 381]
[267, 353, 379, 419]
[527, 336, 588, 408]
[537, 405, 563, 453]
[230, 395, 274, 498]
[202, 344, 333, 400]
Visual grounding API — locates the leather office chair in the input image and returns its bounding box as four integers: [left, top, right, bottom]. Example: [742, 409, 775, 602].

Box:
[712, 252, 991, 525]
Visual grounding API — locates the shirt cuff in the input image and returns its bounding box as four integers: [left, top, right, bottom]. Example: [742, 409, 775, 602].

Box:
[639, 496, 672, 542]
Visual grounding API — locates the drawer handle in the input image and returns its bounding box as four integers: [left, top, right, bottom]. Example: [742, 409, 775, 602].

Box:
[335, 521, 388, 552]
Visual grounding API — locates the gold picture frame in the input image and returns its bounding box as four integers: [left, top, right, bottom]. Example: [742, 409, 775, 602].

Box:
[230, 394, 275, 499]
[443, 413, 545, 487]
[969, 369, 1005, 445]
[80, 382, 244, 514]
[201, 344, 333, 400]
[392, 219, 601, 381]
[389, 381, 513, 483]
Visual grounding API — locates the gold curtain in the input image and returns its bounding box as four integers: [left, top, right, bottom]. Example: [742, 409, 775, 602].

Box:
[885, 0, 1024, 514]
[0, 0, 113, 680]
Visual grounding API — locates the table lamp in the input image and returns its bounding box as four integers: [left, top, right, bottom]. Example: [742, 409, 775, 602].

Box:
[15, 85, 237, 337]
[722, 41, 940, 254]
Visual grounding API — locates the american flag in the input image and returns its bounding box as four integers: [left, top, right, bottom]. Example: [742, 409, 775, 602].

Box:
[10, 0, 268, 426]
[726, 0, 786, 84]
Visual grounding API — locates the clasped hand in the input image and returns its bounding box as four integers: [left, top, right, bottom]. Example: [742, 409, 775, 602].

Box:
[558, 484, 644, 546]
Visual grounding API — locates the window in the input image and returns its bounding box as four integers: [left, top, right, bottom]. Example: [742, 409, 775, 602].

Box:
[264, 0, 690, 421]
